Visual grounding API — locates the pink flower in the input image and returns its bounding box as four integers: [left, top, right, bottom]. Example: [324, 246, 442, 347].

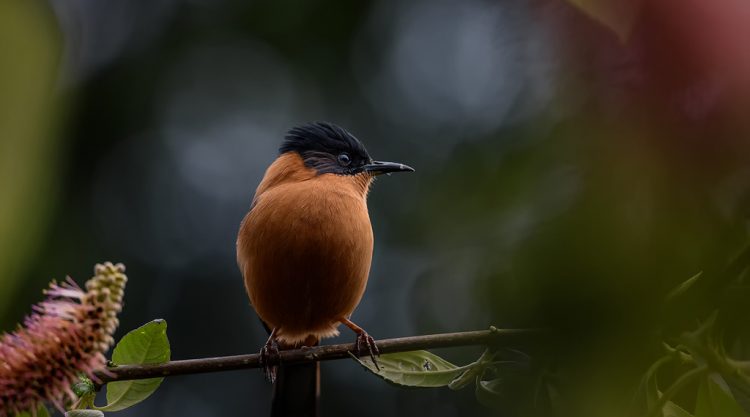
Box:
[0, 262, 127, 416]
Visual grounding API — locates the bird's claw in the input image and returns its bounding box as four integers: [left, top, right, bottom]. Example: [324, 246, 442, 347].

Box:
[259, 339, 280, 383]
[355, 332, 380, 371]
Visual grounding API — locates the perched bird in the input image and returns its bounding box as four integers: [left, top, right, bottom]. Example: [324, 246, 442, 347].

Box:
[236, 122, 413, 414]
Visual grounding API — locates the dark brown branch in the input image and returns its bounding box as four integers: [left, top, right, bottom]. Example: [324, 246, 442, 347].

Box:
[96, 327, 536, 383]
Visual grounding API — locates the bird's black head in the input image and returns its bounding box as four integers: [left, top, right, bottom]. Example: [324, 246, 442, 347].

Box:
[280, 122, 414, 176]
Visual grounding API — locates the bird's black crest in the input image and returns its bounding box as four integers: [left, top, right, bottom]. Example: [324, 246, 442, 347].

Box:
[280, 122, 373, 175]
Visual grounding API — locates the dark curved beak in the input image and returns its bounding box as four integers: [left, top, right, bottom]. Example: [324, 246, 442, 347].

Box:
[362, 160, 415, 176]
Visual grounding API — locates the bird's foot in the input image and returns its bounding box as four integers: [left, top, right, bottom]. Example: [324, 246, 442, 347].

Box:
[355, 332, 380, 371]
[259, 338, 280, 383]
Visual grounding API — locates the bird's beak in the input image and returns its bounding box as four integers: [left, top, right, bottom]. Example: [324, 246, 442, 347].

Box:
[362, 160, 415, 176]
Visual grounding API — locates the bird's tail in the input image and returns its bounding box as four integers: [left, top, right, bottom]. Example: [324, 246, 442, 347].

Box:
[271, 361, 320, 417]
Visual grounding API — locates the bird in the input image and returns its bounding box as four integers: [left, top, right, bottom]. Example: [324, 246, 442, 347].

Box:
[236, 122, 413, 413]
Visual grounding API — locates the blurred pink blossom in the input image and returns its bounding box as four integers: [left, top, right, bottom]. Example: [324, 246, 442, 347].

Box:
[0, 263, 127, 416]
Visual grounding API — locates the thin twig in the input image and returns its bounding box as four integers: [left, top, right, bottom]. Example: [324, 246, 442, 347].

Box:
[96, 327, 537, 384]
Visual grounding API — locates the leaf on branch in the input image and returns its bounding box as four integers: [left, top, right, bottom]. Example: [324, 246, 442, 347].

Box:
[351, 347, 545, 413]
[350, 350, 470, 388]
[97, 319, 170, 412]
[694, 374, 748, 417]
[448, 349, 496, 390]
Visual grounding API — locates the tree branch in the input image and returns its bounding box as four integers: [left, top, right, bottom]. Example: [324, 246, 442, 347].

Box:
[96, 327, 536, 384]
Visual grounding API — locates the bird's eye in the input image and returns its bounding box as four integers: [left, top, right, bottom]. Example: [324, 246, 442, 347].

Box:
[338, 153, 351, 166]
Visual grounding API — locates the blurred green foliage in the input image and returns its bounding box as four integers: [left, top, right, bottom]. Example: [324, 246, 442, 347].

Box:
[0, 0, 62, 323]
[412, 117, 750, 416]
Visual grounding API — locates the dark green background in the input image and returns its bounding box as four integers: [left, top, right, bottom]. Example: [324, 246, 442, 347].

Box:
[2, 0, 750, 416]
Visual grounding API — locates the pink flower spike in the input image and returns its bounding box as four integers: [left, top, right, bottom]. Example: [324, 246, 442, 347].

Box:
[0, 262, 127, 417]
[44, 286, 86, 300]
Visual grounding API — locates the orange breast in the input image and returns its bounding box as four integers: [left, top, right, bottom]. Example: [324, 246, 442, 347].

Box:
[236, 154, 374, 345]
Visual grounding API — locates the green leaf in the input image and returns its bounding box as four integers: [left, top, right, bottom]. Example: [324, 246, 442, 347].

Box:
[644, 359, 667, 410]
[634, 356, 672, 415]
[666, 272, 703, 302]
[663, 401, 694, 417]
[350, 350, 470, 387]
[97, 319, 170, 412]
[448, 350, 496, 390]
[695, 374, 748, 417]
[723, 373, 750, 415]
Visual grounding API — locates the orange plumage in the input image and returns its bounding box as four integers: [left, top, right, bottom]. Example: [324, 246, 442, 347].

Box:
[236, 122, 412, 392]
[237, 152, 374, 345]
